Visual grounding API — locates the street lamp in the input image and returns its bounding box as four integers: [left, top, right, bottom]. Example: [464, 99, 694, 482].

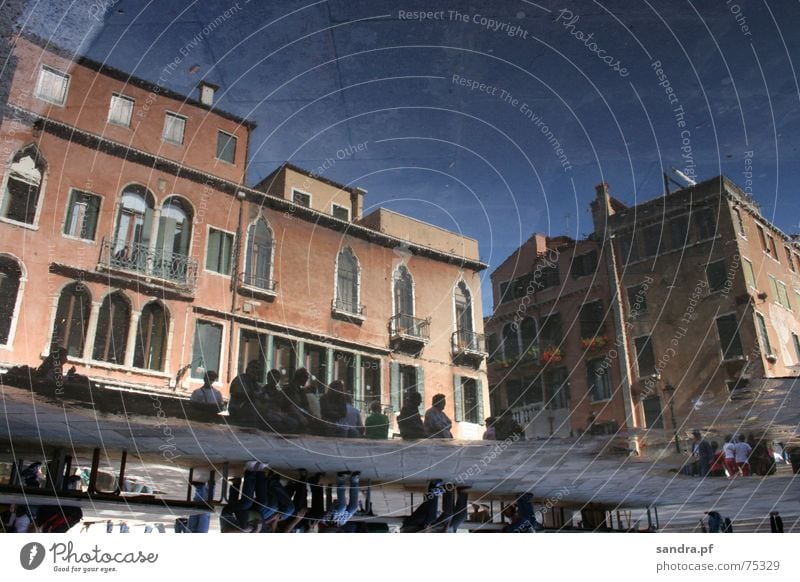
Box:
[662, 384, 680, 454]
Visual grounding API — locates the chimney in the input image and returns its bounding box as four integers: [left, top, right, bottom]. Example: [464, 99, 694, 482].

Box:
[591, 182, 614, 237]
[351, 187, 366, 221]
[198, 81, 219, 106]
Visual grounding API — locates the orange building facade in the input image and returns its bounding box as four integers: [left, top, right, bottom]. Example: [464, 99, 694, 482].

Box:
[0, 36, 489, 438]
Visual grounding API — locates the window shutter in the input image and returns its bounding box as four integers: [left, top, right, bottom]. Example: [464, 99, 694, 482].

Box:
[85, 194, 100, 239]
[353, 353, 362, 401]
[390, 362, 400, 413]
[325, 348, 335, 385]
[453, 375, 463, 422]
[264, 334, 274, 370]
[206, 231, 219, 271]
[416, 366, 425, 415]
[476, 378, 484, 425]
[295, 341, 305, 370]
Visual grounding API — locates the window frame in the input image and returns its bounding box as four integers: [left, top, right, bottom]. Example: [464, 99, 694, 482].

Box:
[62, 188, 102, 242]
[162, 111, 187, 145]
[715, 312, 745, 361]
[742, 257, 757, 290]
[107, 93, 135, 128]
[755, 311, 774, 358]
[626, 284, 648, 317]
[633, 334, 656, 379]
[34, 65, 70, 106]
[733, 206, 746, 238]
[460, 376, 481, 424]
[334, 247, 363, 316]
[0, 254, 25, 349]
[587, 358, 612, 402]
[331, 202, 350, 221]
[291, 188, 312, 208]
[189, 318, 225, 380]
[215, 129, 237, 164]
[204, 225, 235, 277]
[705, 259, 728, 293]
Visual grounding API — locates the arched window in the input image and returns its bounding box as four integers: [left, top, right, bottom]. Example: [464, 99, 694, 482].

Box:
[244, 218, 274, 289]
[393, 265, 414, 317]
[2, 145, 45, 224]
[92, 292, 130, 364]
[134, 302, 168, 371]
[454, 281, 475, 350]
[502, 322, 520, 359]
[0, 257, 22, 345]
[520, 317, 538, 354]
[335, 248, 361, 314]
[113, 185, 155, 271]
[155, 196, 192, 282]
[52, 283, 91, 358]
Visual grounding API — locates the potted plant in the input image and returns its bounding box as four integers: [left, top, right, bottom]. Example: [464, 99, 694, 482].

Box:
[541, 347, 563, 364]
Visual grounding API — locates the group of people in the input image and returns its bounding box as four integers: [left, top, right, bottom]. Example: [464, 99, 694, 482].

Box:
[220, 463, 370, 533]
[190, 361, 391, 439]
[397, 391, 453, 439]
[688, 431, 778, 478]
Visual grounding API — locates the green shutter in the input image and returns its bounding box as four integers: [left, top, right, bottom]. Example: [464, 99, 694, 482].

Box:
[353, 353, 362, 401]
[325, 348, 334, 385]
[221, 232, 233, 275]
[416, 366, 425, 415]
[265, 334, 274, 370]
[86, 194, 100, 239]
[390, 362, 400, 413]
[206, 230, 220, 271]
[476, 378, 484, 425]
[296, 341, 305, 370]
[453, 374, 463, 422]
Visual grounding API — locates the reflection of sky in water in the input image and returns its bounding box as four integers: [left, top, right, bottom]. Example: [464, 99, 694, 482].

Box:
[19, 0, 800, 310]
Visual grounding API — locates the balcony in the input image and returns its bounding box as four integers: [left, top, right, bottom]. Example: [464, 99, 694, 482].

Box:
[237, 271, 278, 300]
[331, 297, 365, 323]
[451, 329, 487, 366]
[98, 238, 198, 292]
[389, 313, 430, 352]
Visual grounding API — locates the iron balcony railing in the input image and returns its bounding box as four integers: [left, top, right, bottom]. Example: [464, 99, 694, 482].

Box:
[389, 313, 430, 343]
[332, 297, 365, 317]
[238, 271, 278, 293]
[451, 329, 487, 356]
[99, 237, 198, 291]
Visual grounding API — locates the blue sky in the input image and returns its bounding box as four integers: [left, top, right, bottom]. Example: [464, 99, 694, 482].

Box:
[20, 0, 800, 313]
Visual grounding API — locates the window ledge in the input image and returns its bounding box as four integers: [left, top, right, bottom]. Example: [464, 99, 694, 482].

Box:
[590, 398, 613, 405]
[67, 356, 171, 379]
[0, 217, 39, 230]
[61, 233, 97, 245]
[331, 307, 366, 323]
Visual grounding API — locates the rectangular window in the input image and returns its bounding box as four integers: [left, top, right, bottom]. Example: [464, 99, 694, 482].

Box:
[333, 350, 357, 397]
[292, 190, 311, 208]
[716, 314, 744, 359]
[539, 313, 563, 348]
[162, 112, 186, 145]
[787, 248, 796, 272]
[733, 207, 746, 237]
[461, 377, 480, 424]
[642, 396, 664, 429]
[570, 251, 598, 279]
[303, 343, 327, 384]
[331, 203, 350, 221]
[587, 358, 612, 401]
[668, 215, 689, 250]
[706, 259, 727, 292]
[579, 300, 605, 338]
[793, 333, 800, 363]
[362, 357, 381, 403]
[756, 312, 773, 356]
[499, 281, 511, 304]
[216, 130, 237, 163]
[63, 190, 101, 240]
[767, 234, 779, 261]
[544, 367, 569, 409]
[756, 224, 768, 253]
[108, 94, 134, 127]
[273, 337, 297, 383]
[694, 207, 716, 240]
[778, 281, 792, 310]
[634, 335, 656, 378]
[191, 320, 223, 379]
[206, 228, 233, 275]
[539, 264, 560, 289]
[742, 258, 756, 289]
[238, 330, 267, 381]
[768, 275, 779, 303]
[627, 284, 648, 317]
[35, 65, 69, 105]
[642, 224, 662, 257]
